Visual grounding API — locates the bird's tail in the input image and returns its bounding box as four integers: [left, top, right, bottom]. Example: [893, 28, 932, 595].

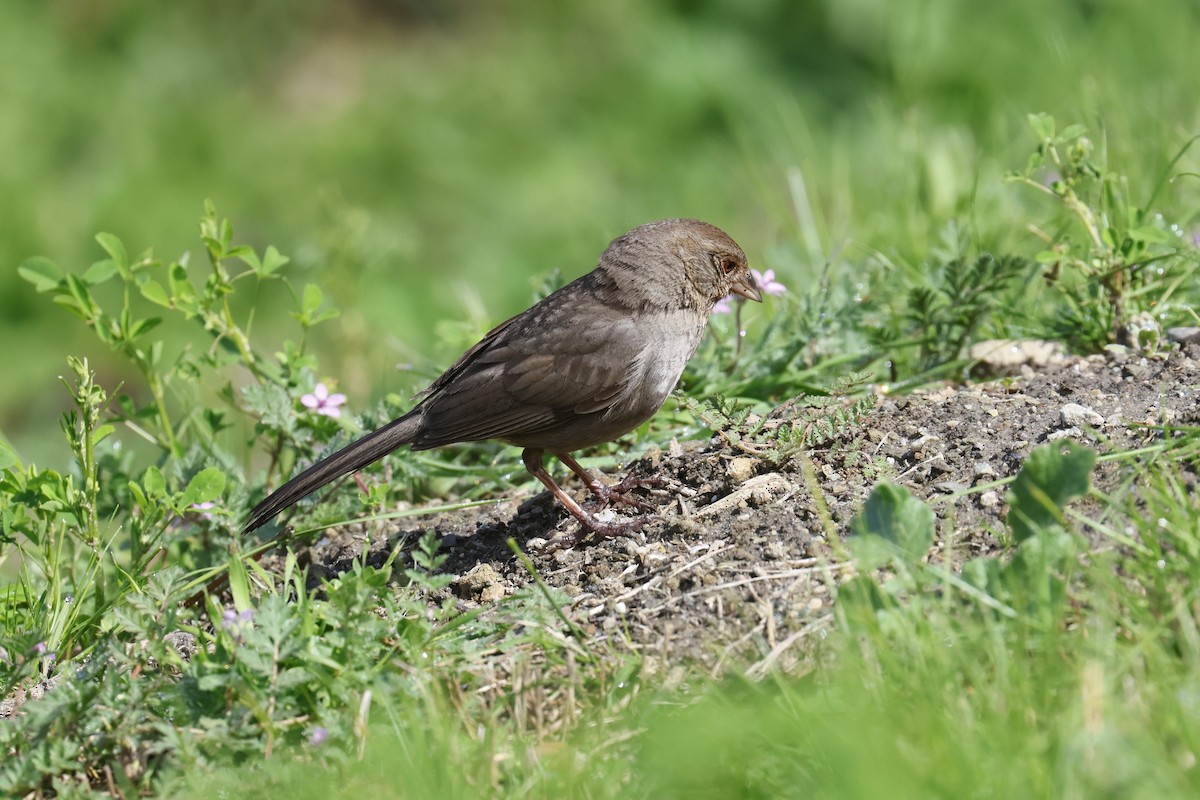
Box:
[243, 412, 422, 533]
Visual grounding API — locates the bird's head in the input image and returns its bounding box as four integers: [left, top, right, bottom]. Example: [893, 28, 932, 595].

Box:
[598, 218, 759, 311]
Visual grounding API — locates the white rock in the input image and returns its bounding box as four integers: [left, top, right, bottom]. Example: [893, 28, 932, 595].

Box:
[1060, 402, 1105, 427]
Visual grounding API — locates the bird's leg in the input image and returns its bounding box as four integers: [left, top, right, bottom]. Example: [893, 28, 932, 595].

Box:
[555, 452, 663, 512]
[522, 449, 651, 542]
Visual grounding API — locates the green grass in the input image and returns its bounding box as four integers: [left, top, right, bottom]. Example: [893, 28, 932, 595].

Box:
[3, 0, 1200, 796]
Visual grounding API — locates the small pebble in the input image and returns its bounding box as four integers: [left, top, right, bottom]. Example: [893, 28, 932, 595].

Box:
[1166, 327, 1200, 345]
[455, 563, 503, 593]
[480, 584, 505, 603]
[973, 462, 998, 479]
[726, 457, 757, 484]
[1060, 402, 1105, 427]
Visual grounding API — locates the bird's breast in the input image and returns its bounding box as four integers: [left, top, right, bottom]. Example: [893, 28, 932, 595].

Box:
[616, 309, 707, 414]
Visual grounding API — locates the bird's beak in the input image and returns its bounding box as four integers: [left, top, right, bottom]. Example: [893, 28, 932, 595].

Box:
[730, 272, 762, 303]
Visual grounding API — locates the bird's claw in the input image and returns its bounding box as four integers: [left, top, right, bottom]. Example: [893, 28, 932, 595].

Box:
[540, 513, 656, 550]
[583, 474, 666, 513]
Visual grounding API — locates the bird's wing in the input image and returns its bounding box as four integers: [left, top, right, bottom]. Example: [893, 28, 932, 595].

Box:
[410, 284, 643, 448]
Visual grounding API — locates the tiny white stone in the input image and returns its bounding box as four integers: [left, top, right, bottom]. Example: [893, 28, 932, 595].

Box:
[1060, 402, 1105, 427]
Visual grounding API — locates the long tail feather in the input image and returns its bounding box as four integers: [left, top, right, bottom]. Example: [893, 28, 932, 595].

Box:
[243, 412, 421, 533]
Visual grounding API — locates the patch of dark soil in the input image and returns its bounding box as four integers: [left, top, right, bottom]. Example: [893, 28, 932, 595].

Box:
[290, 345, 1200, 671]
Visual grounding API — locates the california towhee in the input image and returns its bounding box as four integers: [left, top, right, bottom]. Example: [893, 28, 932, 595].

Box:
[244, 218, 759, 540]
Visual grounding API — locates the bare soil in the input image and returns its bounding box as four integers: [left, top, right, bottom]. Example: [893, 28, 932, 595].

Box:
[300, 344, 1200, 673]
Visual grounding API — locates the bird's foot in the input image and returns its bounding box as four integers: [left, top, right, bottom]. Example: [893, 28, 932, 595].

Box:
[583, 474, 665, 513]
[540, 513, 656, 550]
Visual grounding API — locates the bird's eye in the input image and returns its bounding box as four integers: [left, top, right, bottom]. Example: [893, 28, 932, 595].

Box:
[712, 254, 739, 275]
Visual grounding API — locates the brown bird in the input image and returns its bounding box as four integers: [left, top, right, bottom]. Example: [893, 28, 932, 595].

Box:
[244, 218, 759, 540]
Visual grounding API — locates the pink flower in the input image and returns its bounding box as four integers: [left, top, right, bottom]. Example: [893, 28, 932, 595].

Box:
[301, 383, 346, 419]
[192, 501, 216, 521]
[751, 269, 787, 297]
[712, 296, 734, 315]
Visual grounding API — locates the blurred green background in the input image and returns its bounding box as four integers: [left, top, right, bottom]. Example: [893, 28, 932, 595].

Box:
[3, 0, 1199, 467]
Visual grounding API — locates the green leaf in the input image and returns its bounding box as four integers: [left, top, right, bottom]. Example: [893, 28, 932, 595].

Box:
[1027, 112, 1055, 141]
[197, 674, 227, 692]
[234, 249, 262, 272]
[1008, 528, 1076, 622]
[226, 245, 256, 262]
[0, 439, 20, 471]
[228, 554, 252, 612]
[179, 467, 226, 508]
[129, 317, 163, 340]
[92, 424, 115, 447]
[1059, 123, 1087, 141]
[1007, 441, 1095, 542]
[61, 274, 99, 320]
[301, 283, 324, 315]
[17, 256, 63, 292]
[1127, 225, 1170, 244]
[143, 466, 167, 498]
[82, 258, 119, 286]
[849, 481, 935, 569]
[139, 279, 171, 307]
[95, 232, 130, 276]
[127, 480, 149, 513]
[241, 383, 297, 432]
[169, 262, 199, 314]
[261, 245, 289, 276]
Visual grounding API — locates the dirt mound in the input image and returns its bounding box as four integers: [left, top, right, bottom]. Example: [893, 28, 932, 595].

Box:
[297, 344, 1200, 671]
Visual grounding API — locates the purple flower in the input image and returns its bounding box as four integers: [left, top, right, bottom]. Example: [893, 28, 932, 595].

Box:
[751, 269, 787, 297]
[711, 296, 734, 315]
[309, 726, 329, 747]
[192, 501, 216, 521]
[301, 383, 346, 419]
[221, 607, 254, 629]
